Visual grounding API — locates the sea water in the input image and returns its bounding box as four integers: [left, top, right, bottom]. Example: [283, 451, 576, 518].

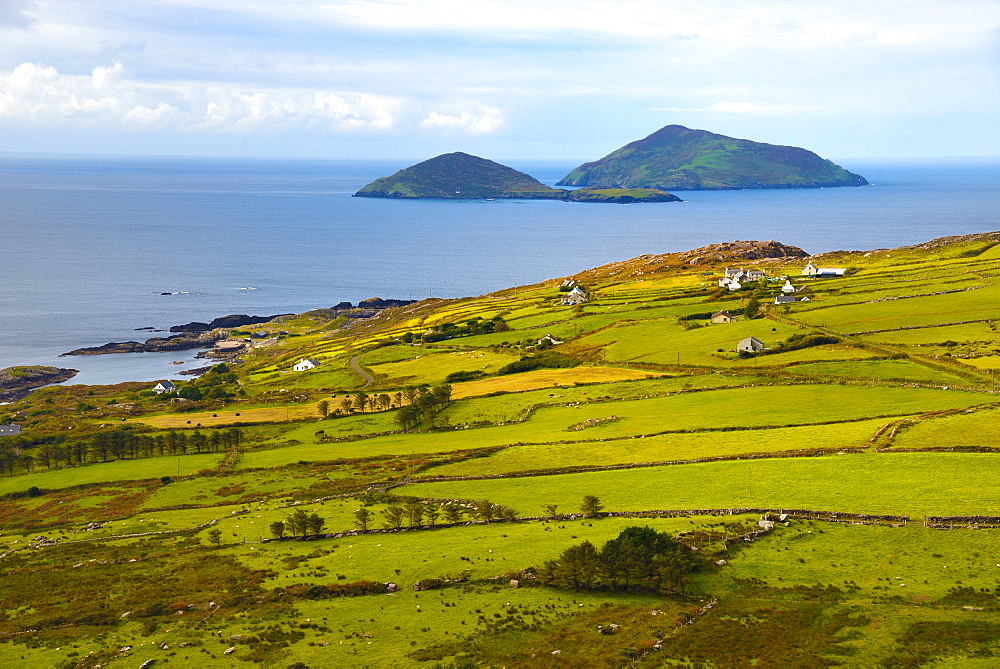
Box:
[1, 155, 997, 384]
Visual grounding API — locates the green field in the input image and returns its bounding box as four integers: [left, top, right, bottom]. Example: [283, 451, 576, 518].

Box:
[406, 451, 1000, 517]
[5, 232, 1000, 666]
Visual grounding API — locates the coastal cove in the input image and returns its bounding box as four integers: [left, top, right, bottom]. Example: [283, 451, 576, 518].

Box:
[2, 155, 998, 384]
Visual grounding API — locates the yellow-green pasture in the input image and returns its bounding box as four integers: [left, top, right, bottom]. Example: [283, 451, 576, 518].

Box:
[367, 349, 520, 386]
[785, 359, 972, 385]
[238, 384, 989, 468]
[0, 452, 222, 496]
[716, 521, 1000, 599]
[404, 451, 1000, 517]
[861, 321, 997, 346]
[450, 365, 665, 399]
[568, 317, 875, 367]
[429, 418, 893, 477]
[891, 404, 1000, 450]
[793, 282, 1000, 334]
[231, 514, 726, 587]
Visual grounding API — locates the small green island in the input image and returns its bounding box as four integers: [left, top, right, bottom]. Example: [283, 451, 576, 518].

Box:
[558, 124, 869, 190]
[354, 152, 681, 203]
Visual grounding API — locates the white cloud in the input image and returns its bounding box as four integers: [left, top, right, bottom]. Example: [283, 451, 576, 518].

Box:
[420, 104, 503, 132]
[0, 61, 402, 133]
[657, 101, 826, 116]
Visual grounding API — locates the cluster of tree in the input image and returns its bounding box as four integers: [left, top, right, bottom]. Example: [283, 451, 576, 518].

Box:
[269, 508, 327, 538]
[763, 332, 840, 355]
[408, 316, 508, 344]
[353, 499, 514, 530]
[496, 352, 580, 376]
[536, 526, 702, 594]
[678, 307, 747, 321]
[328, 391, 395, 417]
[153, 363, 241, 401]
[394, 384, 453, 430]
[443, 370, 485, 383]
[0, 427, 242, 474]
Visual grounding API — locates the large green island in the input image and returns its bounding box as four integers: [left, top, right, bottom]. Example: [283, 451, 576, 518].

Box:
[354, 151, 681, 203]
[558, 124, 869, 190]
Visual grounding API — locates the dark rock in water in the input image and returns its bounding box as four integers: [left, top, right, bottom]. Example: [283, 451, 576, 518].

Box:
[168, 314, 291, 333]
[0, 366, 78, 402]
[171, 322, 211, 332]
[357, 297, 417, 308]
[62, 332, 224, 356]
[160, 292, 172, 295]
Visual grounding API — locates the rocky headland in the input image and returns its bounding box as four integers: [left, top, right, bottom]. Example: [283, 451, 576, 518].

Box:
[0, 366, 78, 402]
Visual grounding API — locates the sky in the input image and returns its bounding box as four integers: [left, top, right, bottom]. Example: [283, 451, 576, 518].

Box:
[0, 0, 997, 160]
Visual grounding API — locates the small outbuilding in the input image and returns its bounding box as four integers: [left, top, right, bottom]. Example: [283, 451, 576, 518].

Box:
[774, 294, 798, 304]
[737, 336, 766, 353]
[152, 381, 176, 394]
[537, 334, 564, 347]
[0, 424, 21, 437]
[711, 310, 737, 324]
[293, 358, 321, 372]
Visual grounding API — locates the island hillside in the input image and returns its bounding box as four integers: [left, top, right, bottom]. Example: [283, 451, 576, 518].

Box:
[558, 124, 869, 190]
[354, 152, 566, 200]
[354, 151, 681, 203]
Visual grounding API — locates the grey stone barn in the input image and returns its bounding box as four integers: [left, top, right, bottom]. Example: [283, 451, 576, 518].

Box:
[737, 336, 766, 353]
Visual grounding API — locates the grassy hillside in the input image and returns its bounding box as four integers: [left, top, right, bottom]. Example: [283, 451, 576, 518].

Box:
[3, 231, 1000, 666]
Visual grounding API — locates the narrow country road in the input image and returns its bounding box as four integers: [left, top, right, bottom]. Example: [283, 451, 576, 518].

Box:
[349, 355, 374, 387]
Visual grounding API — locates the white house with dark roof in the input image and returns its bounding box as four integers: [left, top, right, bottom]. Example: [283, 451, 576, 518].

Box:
[802, 262, 845, 277]
[737, 336, 766, 353]
[293, 358, 321, 372]
[774, 294, 798, 304]
[561, 285, 588, 305]
[152, 380, 176, 394]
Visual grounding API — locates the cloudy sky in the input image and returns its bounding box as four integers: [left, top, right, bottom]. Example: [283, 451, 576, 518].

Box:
[0, 0, 997, 160]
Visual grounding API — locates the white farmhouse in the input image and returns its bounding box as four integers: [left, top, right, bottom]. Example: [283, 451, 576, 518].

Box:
[293, 358, 321, 372]
[561, 285, 588, 305]
[152, 381, 176, 394]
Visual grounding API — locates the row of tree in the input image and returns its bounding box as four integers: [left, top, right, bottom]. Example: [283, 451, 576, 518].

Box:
[353, 499, 514, 530]
[537, 526, 702, 594]
[0, 428, 243, 474]
[269, 508, 327, 538]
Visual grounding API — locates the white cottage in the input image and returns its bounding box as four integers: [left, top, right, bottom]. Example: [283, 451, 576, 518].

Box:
[152, 380, 176, 394]
[711, 310, 737, 324]
[561, 285, 588, 305]
[293, 358, 321, 372]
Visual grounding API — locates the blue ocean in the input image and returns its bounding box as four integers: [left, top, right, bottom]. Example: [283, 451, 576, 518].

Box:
[1, 155, 997, 385]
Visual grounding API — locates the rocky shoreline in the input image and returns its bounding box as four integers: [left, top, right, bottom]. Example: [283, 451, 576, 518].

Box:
[0, 366, 79, 403]
[60, 299, 418, 357]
